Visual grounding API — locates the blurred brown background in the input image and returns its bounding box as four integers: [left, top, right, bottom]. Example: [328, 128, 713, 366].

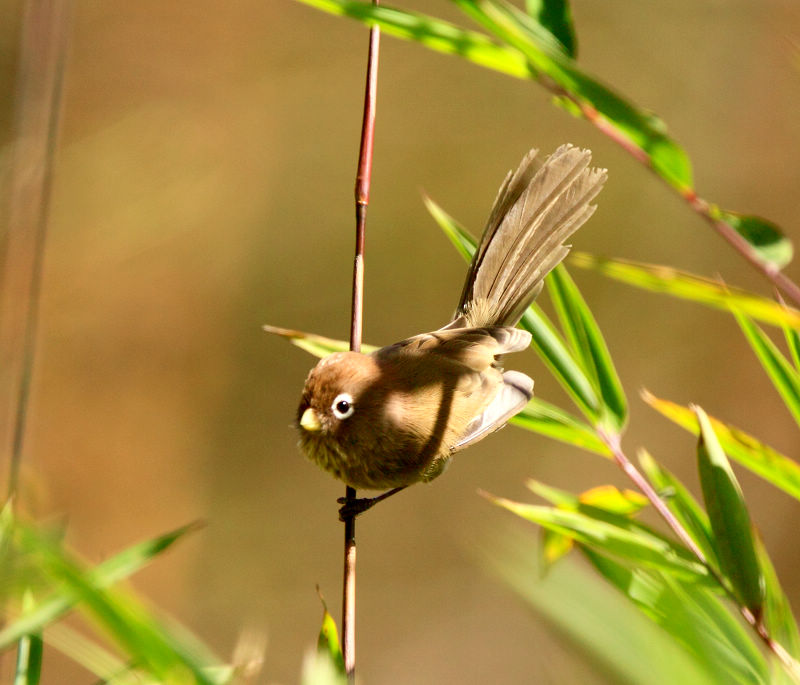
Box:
[2, 0, 800, 682]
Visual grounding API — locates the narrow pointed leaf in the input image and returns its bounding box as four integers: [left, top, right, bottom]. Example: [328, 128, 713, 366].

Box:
[547, 264, 627, 431]
[695, 406, 765, 615]
[734, 312, 800, 429]
[570, 253, 800, 329]
[511, 397, 610, 456]
[637, 449, 719, 569]
[486, 494, 710, 582]
[425, 194, 602, 420]
[643, 392, 800, 502]
[783, 323, 800, 373]
[263, 325, 376, 358]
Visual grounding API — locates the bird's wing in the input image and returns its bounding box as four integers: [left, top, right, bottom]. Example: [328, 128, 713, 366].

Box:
[453, 370, 533, 450]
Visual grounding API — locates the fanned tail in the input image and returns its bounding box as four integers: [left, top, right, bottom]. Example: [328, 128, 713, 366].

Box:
[452, 144, 606, 328]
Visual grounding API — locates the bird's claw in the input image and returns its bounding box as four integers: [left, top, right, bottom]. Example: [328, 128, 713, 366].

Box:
[337, 496, 378, 521]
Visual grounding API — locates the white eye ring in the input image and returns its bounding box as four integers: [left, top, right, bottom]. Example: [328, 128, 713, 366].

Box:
[331, 393, 355, 420]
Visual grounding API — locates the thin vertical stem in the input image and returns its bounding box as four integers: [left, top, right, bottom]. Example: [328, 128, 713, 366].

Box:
[1, 0, 70, 500]
[342, 6, 380, 683]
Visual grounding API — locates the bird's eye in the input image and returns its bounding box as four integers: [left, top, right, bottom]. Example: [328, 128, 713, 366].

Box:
[331, 393, 355, 420]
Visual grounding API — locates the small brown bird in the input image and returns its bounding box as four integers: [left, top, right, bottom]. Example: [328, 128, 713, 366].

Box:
[297, 145, 606, 512]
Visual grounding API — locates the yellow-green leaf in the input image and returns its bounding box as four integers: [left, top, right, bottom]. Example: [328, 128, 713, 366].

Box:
[644, 391, 800, 503]
[570, 253, 800, 329]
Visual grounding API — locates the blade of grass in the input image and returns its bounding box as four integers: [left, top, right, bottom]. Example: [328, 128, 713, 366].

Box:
[734, 312, 800, 429]
[547, 264, 627, 431]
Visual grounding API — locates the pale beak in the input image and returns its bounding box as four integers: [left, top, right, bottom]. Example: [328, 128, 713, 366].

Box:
[300, 407, 321, 432]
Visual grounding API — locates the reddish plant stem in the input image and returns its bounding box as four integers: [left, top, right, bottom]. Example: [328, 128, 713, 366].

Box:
[342, 7, 380, 682]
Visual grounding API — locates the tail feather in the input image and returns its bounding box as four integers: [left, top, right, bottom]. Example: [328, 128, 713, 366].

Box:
[453, 144, 606, 327]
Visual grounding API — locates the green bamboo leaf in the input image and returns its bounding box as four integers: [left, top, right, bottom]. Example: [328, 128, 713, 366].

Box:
[735, 312, 800, 429]
[585, 551, 769, 685]
[0, 523, 202, 648]
[524, 0, 576, 57]
[644, 391, 800, 502]
[547, 264, 627, 431]
[526, 479, 647, 516]
[424, 194, 603, 421]
[570, 252, 800, 329]
[317, 596, 345, 677]
[486, 494, 711, 583]
[695, 405, 765, 615]
[521, 305, 602, 422]
[637, 449, 719, 570]
[511, 397, 610, 456]
[717, 210, 794, 270]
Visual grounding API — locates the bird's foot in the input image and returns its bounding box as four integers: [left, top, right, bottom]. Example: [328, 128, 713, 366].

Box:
[337, 486, 407, 521]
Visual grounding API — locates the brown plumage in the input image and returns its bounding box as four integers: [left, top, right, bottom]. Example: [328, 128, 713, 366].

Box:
[297, 144, 606, 491]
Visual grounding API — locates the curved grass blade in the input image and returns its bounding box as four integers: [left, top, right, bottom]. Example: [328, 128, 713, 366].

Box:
[547, 264, 627, 431]
[425, 194, 602, 420]
[643, 391, 800, 502]
[570, 253, 800, 329]
[734, 312, 800, 429]
[695, 406, 765, 616]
